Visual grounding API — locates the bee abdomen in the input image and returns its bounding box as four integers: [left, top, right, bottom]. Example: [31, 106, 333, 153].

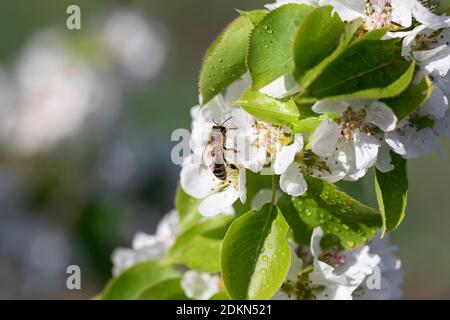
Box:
[213, 164, 227, 181]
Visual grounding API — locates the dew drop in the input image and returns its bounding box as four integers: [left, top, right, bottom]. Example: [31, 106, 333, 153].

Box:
[346, 240, 354, 248]
[260, 268, 267, 275]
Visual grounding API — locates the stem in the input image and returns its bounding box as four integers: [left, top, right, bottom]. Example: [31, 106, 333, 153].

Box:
[271, 174, 277, 205]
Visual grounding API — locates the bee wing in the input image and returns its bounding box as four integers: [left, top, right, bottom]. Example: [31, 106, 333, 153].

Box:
[202, 143, 217, 170]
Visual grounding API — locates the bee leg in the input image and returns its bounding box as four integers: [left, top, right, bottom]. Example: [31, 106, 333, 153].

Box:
[223, 146, 239, 153]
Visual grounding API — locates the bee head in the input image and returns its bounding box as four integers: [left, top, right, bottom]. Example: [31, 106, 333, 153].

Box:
[212, 125, 227, 135]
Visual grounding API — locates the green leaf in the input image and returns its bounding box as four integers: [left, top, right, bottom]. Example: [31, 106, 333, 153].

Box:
[277, 193, 313, 246]
[237, 90, 299, 124]
[221, 203, 291, 300]
[293, 6, 345, 88]
[294, 18, 364, 90]
[210, 290, 230, 300]
[166, 215, 232, 271]
[352, 28, 388, 43]
[199, 14, 255, 105]
[411, 116, 435, 130]
[247, 3, 315, 89]
[383, 77, 432, 121]
[433, 0, 450, 15]
[238, 9, 268, 26]
[284, 177, 382, 249]
[178, 236, 221, 273]
[136, 278, 189, 300]
[175, 186, 202, 231]
[375, 152, 408, 233]
[298, 38, 415, 101]
[102, 261, 179, 300]
[236, 90, 321, 132]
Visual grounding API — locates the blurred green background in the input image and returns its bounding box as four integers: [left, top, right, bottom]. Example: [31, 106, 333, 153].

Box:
[0, 0, 448, 299]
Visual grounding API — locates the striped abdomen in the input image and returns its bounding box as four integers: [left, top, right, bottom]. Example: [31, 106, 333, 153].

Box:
[212, 163, 227, 181]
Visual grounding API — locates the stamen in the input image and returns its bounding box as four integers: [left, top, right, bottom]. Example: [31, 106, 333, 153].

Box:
[323, 247, 346, 268]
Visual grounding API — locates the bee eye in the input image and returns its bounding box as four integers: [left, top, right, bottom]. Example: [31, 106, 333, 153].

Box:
[210, 136, 215, 142]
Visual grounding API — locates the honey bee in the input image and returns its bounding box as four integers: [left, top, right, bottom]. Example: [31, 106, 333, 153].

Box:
[203, 117, 237, 181]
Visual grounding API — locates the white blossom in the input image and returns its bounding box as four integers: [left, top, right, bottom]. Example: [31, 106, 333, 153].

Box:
[181, 270, 222, 300]
[311, 100, 397, 180]
[435, 109, 450, 138]
[260, 74, 301, 99]
[180, 74, 255, 217]
[384, 82, 448, 160]
[391, 16, 450, 112]
[251, 188, 282, 210]
[101, 9, 167, 80]
[309, 228, 380, 300]
[271, 242, 303, 300]
[0, 30, 107, 156]
[353, 234, 404, 300]
[111, 210, 179, 276]
[274, 228, 385, 300]
[384, 122, 440, 159]
[180, 95, 249, 217]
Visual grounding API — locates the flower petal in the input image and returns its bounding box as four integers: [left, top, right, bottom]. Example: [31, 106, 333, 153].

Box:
[386, 126, 438, 159]
[375, 142, 394, 173]
[274, 134, 304, 174]
[391, 0, 413, 28]
[180, 156, 218, 199]
[414, 45, 450, 78]
[251, 188, 282, 210]
[199, 186, 239, 217]
[259, 74, 301, 99]
[286, 242, 303, 282]
[311, 120, 340, 157]
[181, 270, 221, 300]
[318, 0, 366, 21]
[366, 101, 397, 132]
[310, 227, 324, 257]
[155, 209, 179, 243]
[435, 110, 450, 138]
[353, 131, 380, 171]
[280, 163, 308, 196]
[224, 73, 251, 103]
[419, 85, 449, 120]
[312, 100, 349, 115]
[238, 168, 247, 203]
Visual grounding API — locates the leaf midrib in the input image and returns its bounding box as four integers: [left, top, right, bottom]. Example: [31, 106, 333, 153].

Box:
[246, 203, 275, 299]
